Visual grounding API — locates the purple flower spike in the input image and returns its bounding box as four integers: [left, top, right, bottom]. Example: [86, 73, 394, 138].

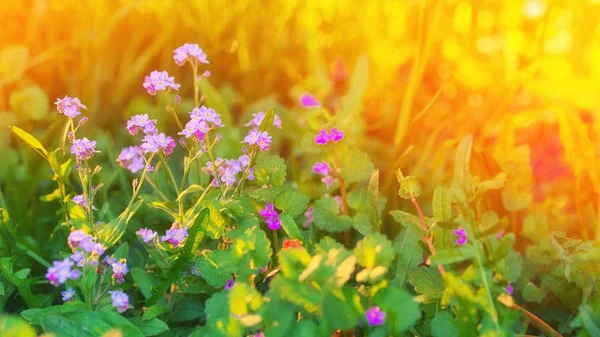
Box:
[314, 129, 329, 145]
[299, 93, 321, 108]
[260, 203, 281, 231]
[224, 279, 236, 290]
[365, 306, 385, 326]
[141, 133, 176, 156]
[454, 227, 468, 246]
[173, 43, 209, 66]
[110, 290, 129, 313]
[136, 228, 157, 245]
[161, 227, 188, 248]
[243, 130, 272, 151]
[304, 207, 315, 227]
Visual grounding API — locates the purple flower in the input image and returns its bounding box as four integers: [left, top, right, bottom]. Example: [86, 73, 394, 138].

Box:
[173, 43, 209, 66]
[224, 279, 235, 290]
[265, 216, 282, 231]
[71, 195, 87, 208]
[254, 333, 265, 337]
[314, 129, 329, 145]
[191, 265, 201, 276]
[328, 128, 344, 142]
[161, 227, 188, 248]
[321, 176, 335, 189]
[365, 306, 385, 326]
[141, 133, 176, 156]
[117, 146, 145, 173]
[191, 106, 223, 127]
[496, 231, 504, 240]
[304, 207, 315, 227]
[110, 290, 129, 313]
[143, 70, 180, 95]
[136, 228, 157, 245]
[245, 111, 282, 130]
[260, 203, 281, 231]
[312, 162, 331, 176]
[71, 137, 98, 161]
[454, 228, 468, 246]
[46, 258, 81, 287]
[126, 114, 157, 136]
[61, 288, 75, 302]
[506, 283, 514, 296]
[68, 230, 90, 250]
[299, 93, 321, 108]
[55, 96, 86, 118]
[70, 251, 85, 267]
[103, 255, 116, 266]
[314, 128, 345, 145]
[112, 260, 129, 284]
[243, 130, 272, 151]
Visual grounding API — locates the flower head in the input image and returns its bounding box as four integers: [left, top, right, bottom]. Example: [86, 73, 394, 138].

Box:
[173, 43, 209, 66]
[143, 70, 180, 95]
[126, 114, 157, 136]
[71, 195, 87, 208]
[314, 128, 344, 145]
[224, 279, 236, 290]
[61, 288, 76, 302]
[112, 260, 129, 284]
[71, 137, 98, 161]
[260, 203, 281, 230]
[299, 93, 321, 108]
[454, 227, 468, 246]
[136, 228, 157, 245]
[161, 226, 188, 248]
[55, 96, 86, 118]
[245, 111, 282, 130]
[70, 251, 85, 267]
[68, 230, 90, 250]
[191, 265, 201, 276]
[312, 162, 331, 176]
[304, 207, 315, 227]
[243, 130, 272, 151]
[110, 290, 129, 313]
[141, 133, 176, 156]
[103, 255, 116, 266]
[365, 306, 385, 326]
[117, 146, 145, 173]
[46, 258, 81, 287]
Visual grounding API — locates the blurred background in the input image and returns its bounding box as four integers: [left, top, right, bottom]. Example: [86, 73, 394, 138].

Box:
[1, 0, 600, 241]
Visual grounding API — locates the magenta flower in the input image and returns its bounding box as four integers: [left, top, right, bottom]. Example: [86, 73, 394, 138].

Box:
[143, 70, 180, 95]
[46, 258, 81, 287]
[161, 227, 188, 248]
[365, 306, 385, 326]
[260, 203, 281, 230]
[141, 133, 176, 156]
[71, 137, 98, 161]
[314, 128, 345, 145]
[117, 146, 145, 173]
[454, 228, 468, 245]
[496, 231, 504, 240]
[55, 96, 87, 118]
[61, 288, 76, 302]
[245, 111, 283, 130]
[254, 333, 265, 337]
[136, 228, 157, 245]
[224, 279, 236, 290]
[110, 290, 129, 313]
[314, 129, 329, 145]
[304, 207, 315, 227]
[71, 195, 87, 208]
[112, 260, 129, 284]
[312, 161, 331, 176]
[299, 93, 321, 108]
[126, 114, 157, 136]
[328, 128, 344, 142]
[173, 43, 209, 66]
[506, 283, 514, 295]
[243, 130, 272, 151]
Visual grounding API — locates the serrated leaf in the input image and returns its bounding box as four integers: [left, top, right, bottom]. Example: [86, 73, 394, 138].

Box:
[433, 184, 451, 221]
[430, 246, 475, 265]
[354, 233, 394, 268]
[390, 210, 426, 238]
[374, 287, 421, 333]
[129, 317, 168, 336]
[392, 221, 422, 287]
[522, 282, 547, 303]
[196, 250, 232, 288]
[342, 149, 375, 184]
[274, 189, 309, 218]
[430, 311, 459, 337]
[313, 197, 353, 233]
[492, 233, 515, 262]
[254, 155, 287, 187]
[409, 266, 445, 300]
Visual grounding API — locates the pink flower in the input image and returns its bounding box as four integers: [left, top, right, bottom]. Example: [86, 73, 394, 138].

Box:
[136, 228, 157, 245]
[117, 146, 145, 173]
[224, 279, 235, 290]
[55, 96, 87, 118]
[68, 230, 90, 250]
[314, 128, 345, 145]
[365, 306, 385, 326]
[161, 226, 188, 248]
[143, 70, 180, 95]
[71, 137, 98, 161]
[260, 203, 281, 230]
[505, 283, 514, 295]
[173, 43, 209, 66]
[71, 195, 87, 208]
[314, 129, 329, 145]
[454, 228, 468, 245]
[126, 114, 157, 136]
[299, 93, 321, 108]
[242, 130, 272, 151]
[141, 133, 176, 156]
[312, 162, 331, 176]
[328, 128, 344, 142]
[321, 176, 335, 189]
[304, 207, 314, 227]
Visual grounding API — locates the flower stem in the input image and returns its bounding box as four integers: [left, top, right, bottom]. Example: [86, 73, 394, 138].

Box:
[204, 133, 225, 197]
[512, 304, 564, 337]
[409, 192, 446, 278]
[192, 62, 200, 108]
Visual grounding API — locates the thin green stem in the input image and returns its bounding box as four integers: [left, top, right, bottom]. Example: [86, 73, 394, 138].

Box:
[191, 61, 200, 108]
[273, 230, 280, 255]
[204, 133, 225, 197]
[474, 243, 501, 332]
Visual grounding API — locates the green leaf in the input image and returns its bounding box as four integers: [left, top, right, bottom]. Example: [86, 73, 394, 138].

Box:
[409, 266, 445, 300]
[580, 305, 600, 337]
[492, 233, 515, 262]
[352, 214, 372, 236]
[522, 282, 547, 303]
[254, 155, 287, 187]
[430, 246, 475, 265]
[143, 304, 170, 320]
[504, 251, 523, 283]
[313, 197, 353, 233]
[258, 108, 275, 132]
[374, 287, 421, 333]
[96, 199, 144, 248]
[231, 225, 273, 279]
[274, 189, 309, 218]
[129, 317, 169, 336]
[367, 170, 381, 231]
[262, 299, 295, 337]
[392, 219, 423, 287]
[178, 184, 204, 201]
[9, 125, 48, 158]
[390, 210, 426, 238]
[42, 311, 144, 337]
[452, 134, 473, 194]
[196, 250, 232, 288]
[433, 184, 452, 221]
[39, 188, 62, 202]
[280, 213, 302, 240]
[342, 149, 375, 184]
[322, 288, 362, 330]
[430, 311, 459, 337]
[170, 298, 205, 323]
[21, 302, 87, 325]
[131, 267, 158, 299]
[205, 291, 243, 336]
[181, 209, 209, 260]
[354, 233, 394, 268]
[0, 315, 37, 337]
[198, 78, 233, 126]
[112, 242, 129, 260]
[0, 281, 4, 296]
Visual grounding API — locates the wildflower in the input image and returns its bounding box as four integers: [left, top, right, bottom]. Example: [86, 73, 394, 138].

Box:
[365, 306, 385, 326]
[314, 128, 345, 145]
[161, 226, 188, 248]
[282, 239, 303, 251]
[321, 176, 335, 189]
[245, 111, 282, 130]
[71, 195, 87, 208]
[71, 137, 98, 161]
[179, 119, 210, 141]
[136, 228, 157, 245]
[254, 333, 265, 337]
[46, 258, 81, 287]
[299, 93, 321, 108]
[173, 43, 209, 66]
[117, 146, 145, 173]
[103, 255, 116, 266]
[143, 70, 180, 95]
[506, 283, 514, 296]
[110, 290, 129, 313]
[126, 114, 157, 136]
[224, 279, 235, 290]
[68, 230, 90, 250]
[70, 251, 85, 267]
[328, 128, 344, 142]
[304, 207, 315, 227]
[112, 260, 129, 284]
[55, 96, 86, 118]
[191, 106, 223, 127]
[141, 133, 176, 156]
[312, 161, 331, 176]
[61, 288, 76, 302]
[191, 265, 201, 276]
[314, 129, 329, 145]
[454, 228, 468, 245]
[260, 203, 281, 230]
[242, 130, 272, 151]
[496, 231, 504, 240]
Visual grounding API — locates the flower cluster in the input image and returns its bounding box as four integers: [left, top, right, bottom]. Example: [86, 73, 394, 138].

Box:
[116, 146, 145, 173]
[143, 70, 180, 95]
[245, 111, 282, 130]
[71, 137, 98, 161]
[161, 224, 188, 248]
[55, 95, 87, 118]
[259, 203, 281, 230]
[365, 306, 386, 326]
[67, 230, 106, 265]
[454, 228, 468, 245]
[173, 43, 209, 66]
[141, 133, 176, 156]
[46, 258, 81, 287]
[204, 155, 254, 188]
[110, 290, 129, 313]
[314, 128, 344, 145]
[111, 259, 129, 284]
[312, 161, 336, 189]
[179, 106, 223, 142]
[126, 114, 157, 136]
[243, 129, 272, 151]
[136, 228, 157, 245]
